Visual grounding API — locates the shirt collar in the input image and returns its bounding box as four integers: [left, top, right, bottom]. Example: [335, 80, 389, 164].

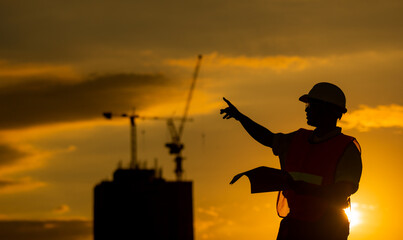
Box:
[311, 127, 342, 143]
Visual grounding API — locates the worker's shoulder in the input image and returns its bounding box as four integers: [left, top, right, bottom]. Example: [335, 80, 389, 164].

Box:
[277, 128, 309, 135]
[274, 128, 309, 142]
[297, 128, 312, 132]
[287, 128, 313, 140]
[346, 139, 362, 154]
[340, 133, 361, 153]
[296, 128, 312, 134]
[273, 129, 298, 140]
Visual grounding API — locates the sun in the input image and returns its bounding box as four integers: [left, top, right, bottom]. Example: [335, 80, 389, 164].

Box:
[344, 203, 361, 228]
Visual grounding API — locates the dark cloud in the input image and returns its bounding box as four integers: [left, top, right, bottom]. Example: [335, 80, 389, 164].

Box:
[0, 73, 176, 130]
[0, 220, 91, 240]
[0, 179, 22, 188]
[0, 177, 44, 193]
[0, 144, 44, 191]
[0, 144, 27, 167]
[0, 0, 402, 63]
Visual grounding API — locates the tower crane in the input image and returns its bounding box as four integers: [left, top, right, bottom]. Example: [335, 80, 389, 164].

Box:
[165, 54, 202, 181]
[103, 111, 185, 169]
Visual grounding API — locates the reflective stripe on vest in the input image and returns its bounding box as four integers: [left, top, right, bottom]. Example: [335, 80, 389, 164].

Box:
[289, 171, 323, 185]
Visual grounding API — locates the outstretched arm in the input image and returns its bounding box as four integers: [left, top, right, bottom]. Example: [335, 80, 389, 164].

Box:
[220, 97, 274, 148]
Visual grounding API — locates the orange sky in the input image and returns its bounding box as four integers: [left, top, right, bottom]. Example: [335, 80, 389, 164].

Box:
[0, 0, 402, 239]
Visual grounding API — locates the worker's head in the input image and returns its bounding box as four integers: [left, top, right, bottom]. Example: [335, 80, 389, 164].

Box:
[299, 82, 347, 127]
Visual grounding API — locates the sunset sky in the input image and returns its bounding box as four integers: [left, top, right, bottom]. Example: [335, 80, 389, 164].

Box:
[0, 0, 402, 239]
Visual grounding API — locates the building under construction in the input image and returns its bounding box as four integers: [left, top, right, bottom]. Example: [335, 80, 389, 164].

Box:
[93, 167, 193, 240]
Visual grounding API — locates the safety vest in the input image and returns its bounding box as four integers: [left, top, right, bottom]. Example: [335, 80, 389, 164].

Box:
[277, 128, 355, 221]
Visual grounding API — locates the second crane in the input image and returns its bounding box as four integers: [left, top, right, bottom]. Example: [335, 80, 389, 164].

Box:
[166, 55, 202, 181]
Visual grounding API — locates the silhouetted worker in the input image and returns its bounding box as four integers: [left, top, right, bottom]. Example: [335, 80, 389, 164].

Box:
[220, 82, 362, 240]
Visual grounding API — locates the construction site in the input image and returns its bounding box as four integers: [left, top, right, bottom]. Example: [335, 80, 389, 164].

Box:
[93, 55, 202, 240]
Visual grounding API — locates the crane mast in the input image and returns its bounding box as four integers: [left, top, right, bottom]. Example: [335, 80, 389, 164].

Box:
[129, 115, 137, 169]
[166, 55, 202, 181]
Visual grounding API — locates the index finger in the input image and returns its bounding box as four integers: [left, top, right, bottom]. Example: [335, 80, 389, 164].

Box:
[223, 97, 234, 107]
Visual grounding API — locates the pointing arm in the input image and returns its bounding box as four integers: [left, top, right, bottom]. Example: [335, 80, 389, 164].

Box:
[220, 97, 274, 148]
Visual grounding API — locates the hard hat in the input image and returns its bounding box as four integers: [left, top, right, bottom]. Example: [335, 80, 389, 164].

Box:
[299, 82, 347, 113]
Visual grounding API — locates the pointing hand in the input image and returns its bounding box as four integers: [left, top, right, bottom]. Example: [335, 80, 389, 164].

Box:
[220, 97, 242, 120]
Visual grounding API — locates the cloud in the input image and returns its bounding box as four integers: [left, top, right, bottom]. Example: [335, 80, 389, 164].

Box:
[340, 104, 403, 131]
[166, 52, 328, 72]
[0, 177, 46, 194]
[0, 220, 91, 240]
[195, 206, 237, 239]
[0, 73, 178, 130]
[53, 205, 71, 214]
[0, 0, 402, 65]
[197, 206, 220, 217]
[0, 142, 47, 195]
[0, 140, 52, 176]
[0, 144, 28, 167]
[0, 61, 78, 80]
